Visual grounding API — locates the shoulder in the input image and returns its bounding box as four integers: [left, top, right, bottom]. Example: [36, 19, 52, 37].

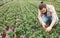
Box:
[46, 5, 55, 12]
[47, 5, 54, 9]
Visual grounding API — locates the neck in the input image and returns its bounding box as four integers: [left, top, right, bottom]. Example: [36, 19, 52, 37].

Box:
[43, 10, 47, 16]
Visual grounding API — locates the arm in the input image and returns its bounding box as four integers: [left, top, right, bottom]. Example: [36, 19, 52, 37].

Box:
[38, 9, 46, 26]
[50, 6, 57, 28]
[45, 6, 57, 32]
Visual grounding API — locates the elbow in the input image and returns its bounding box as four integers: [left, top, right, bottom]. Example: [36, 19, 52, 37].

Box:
[52, 17, 56, 22]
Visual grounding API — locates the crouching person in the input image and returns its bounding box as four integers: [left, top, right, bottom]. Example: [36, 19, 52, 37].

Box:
[38, 2, 59, 32]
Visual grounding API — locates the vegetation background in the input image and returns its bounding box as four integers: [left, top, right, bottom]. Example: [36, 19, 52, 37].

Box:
[0, 0, 60, 38]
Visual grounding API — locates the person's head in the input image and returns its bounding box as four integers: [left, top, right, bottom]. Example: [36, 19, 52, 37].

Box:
[39, 1, 47, 14]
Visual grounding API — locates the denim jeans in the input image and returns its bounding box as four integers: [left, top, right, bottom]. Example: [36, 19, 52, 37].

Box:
[42, 15, 58, 25]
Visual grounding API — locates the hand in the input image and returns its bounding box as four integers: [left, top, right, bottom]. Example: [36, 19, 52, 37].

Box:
[42, 24, 48, 29]
[46, 26, 52, 32]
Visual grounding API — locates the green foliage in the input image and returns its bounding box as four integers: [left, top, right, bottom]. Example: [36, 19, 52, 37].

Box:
[0, 0, 60, 38]
[15, 28, 24, 35]
[8, 31, 15, 36]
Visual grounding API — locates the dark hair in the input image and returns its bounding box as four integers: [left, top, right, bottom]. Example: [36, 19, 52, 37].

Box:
[39, 1, 46, 10]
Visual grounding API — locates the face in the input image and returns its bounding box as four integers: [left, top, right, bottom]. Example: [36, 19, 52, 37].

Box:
[40, 8, 46, 14]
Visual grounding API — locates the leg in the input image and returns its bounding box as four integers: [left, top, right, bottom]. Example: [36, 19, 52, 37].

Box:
[48, 16, 52, 25]
[42, 15, 48, 23]
[41, 15, 48, 28]
[48, 16, 59, 28]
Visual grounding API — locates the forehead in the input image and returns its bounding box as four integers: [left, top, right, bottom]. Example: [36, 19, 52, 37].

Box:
[41, 8, 46, 11]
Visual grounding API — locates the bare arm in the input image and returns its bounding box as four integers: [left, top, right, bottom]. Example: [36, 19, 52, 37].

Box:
[50, 6, 57, 28]
[38, 9, 46, 26]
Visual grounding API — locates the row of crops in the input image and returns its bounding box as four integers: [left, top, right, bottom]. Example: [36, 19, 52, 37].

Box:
[0, 0, 12, 6]
[0, 0, 60, 38]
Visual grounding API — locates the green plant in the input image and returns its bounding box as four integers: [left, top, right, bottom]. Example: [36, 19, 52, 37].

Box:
[15, 28, 23, 36]
[8, 31, 15, 37]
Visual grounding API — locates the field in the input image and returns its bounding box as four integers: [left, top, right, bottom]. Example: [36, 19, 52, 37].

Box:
[0, 0, 60, 38]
